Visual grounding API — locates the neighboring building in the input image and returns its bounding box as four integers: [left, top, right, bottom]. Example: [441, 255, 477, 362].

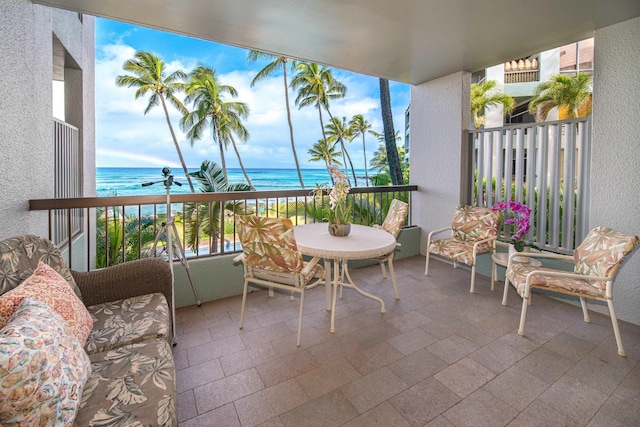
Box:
[481, 38, 594, 127]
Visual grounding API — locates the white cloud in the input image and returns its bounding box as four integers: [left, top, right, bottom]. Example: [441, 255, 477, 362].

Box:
[96, 41, 410, 170]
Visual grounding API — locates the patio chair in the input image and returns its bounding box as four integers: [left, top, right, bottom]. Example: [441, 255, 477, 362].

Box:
[504, 226, 639, 357]
[235, 216, 323, 346]
[371, 199, 409, 299]
[424, 205, 502, 293]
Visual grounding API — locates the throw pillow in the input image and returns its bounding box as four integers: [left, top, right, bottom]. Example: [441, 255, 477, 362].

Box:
[0, 261, 93, 344]
[0, 297, 91, 426]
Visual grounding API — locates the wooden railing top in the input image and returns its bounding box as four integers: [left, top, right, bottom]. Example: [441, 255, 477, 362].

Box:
[29, 185, 418, 210]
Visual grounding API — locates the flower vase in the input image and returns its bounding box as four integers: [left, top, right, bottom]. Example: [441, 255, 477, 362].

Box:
[328, 222, 351, 237]
[508, 244, 530, 263]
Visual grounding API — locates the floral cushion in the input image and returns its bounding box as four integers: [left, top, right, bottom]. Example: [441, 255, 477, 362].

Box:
[573, 226, 640, 291]
[0, 261, 93, 344]
[0, 297, 91, 426]
[451, 205, 502, 242]
[506, 263, 605, 299]
[428, 237, 494, 266]
[237, 216, 304, 274]
[84, 292, 171, 355]
[0, 234, 82, 299]
[76, 338, 176, 427]
[378, 199, 409, 238]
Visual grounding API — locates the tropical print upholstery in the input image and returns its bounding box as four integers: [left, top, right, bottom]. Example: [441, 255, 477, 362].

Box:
[0, 261, 93, 344]
[236, 216, 322, 283]
[377, 199, 409, 238]
[428, 205, 502, 266]
[573, 226, 640, 291]
[0, 297, 91, 426]
[507, 264, 606, 299]
[76, 338, 176, 427]
[85, 292, 171, 355]
[451, 205, 502, 242]
[0, 234, 82, 299]
[507, 226, 639, 298]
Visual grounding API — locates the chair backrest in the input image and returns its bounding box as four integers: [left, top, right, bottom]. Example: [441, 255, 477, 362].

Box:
[236, 216, 304, 274]
[0, 235, 82, 299]
[451, 205, 502, 242]
[380, 199, 409, 238]
[574, 226, 639, 281]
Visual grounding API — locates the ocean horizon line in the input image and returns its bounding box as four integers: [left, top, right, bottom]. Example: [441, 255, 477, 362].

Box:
[96, 166, 356, 171]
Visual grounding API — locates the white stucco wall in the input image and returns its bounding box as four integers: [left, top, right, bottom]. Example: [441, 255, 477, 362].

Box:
[0, 1, 53, 238]
[409, 72, 471, 253]
[0, 0, 94, 240]
[591, 16, 640, 325]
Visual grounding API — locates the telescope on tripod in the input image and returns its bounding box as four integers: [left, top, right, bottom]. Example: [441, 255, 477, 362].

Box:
[143, 168, 202, 339]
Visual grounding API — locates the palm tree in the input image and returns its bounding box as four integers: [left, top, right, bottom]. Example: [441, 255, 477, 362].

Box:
[308, 138, 342, 177]
[291, 62, 347, 177]
[370, 139, 407, 185]
[181, 66, 250, 184]
[247, 51, 304, 188]
[184, 160, 253, 253]
[95, 206, 156, 268]
[349, 114, 375, 186]
[218, 113, 252, 187]
[116, 51, 196, 193]
[528, 72, 592, 122]
[471, 80, 515, 128]
[325, 116, 357, 186]
[379, 78, 403, 185]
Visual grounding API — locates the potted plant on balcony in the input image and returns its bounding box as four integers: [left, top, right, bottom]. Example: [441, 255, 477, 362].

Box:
[312, 165, 353, 236]
[492, 201, 532, 262]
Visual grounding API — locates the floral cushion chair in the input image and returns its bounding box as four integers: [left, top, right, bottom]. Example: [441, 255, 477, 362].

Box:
[371, 199, 409, 299]
[425, 205, 503, 293]
[504, 226, 639, 356]
[235, 216, 323, 346]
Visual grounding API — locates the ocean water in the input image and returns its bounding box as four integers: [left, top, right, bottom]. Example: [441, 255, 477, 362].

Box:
[97, 167, 369, 196]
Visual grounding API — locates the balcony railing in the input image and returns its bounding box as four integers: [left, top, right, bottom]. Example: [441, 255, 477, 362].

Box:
[53, 118, 82, 247]
[466, 117, 592, 254]
[30, 185, 417, 271]
[504, 69, 539, 84]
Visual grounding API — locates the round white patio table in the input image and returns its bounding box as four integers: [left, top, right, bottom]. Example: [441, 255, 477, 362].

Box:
[294, 223, 397, 333]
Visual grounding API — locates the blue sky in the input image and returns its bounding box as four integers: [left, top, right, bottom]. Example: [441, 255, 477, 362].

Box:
[94, 18, 411, 169]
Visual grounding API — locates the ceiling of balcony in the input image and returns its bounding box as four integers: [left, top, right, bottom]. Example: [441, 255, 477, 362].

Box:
[34, 0, 640, 85]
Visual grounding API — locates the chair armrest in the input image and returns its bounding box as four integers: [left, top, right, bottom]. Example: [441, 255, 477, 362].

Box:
[71, 258, 173, 313]
[521, 269, 612, 298]
[233, 254, 245, 263]
[472, 236, 497, 254]
[427, 227, 451, 244]
[301, 257, 321, 276]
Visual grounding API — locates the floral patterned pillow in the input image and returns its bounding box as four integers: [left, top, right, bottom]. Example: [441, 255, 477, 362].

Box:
[0, 261, 93, 344]
[574, 226, 640, 278]
[451, 205, 501, 242]
[0, 297, 91, 426]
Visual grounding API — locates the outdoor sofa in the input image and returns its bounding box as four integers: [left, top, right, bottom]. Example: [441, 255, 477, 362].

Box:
[0, 235, 176, 426]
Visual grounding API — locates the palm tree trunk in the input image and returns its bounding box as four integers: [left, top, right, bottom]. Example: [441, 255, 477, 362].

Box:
[160, 97, 195, 192]
[213, 118, 229, 183]
[283, 66, 304, 188]
[229, 135, 253, 187]
[379, 78, 403, 185]
[326, 109, 357, 187]
[318, 108, 334, 185]
[361, 134, 369, 186]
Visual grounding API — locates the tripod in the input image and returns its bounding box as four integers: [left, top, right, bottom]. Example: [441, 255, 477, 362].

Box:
[143, 168, 202, 341]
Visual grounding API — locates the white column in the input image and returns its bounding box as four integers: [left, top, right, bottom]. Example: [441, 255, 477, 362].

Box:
[409, 72, 471, 253]
[591, 16, 640, 325]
